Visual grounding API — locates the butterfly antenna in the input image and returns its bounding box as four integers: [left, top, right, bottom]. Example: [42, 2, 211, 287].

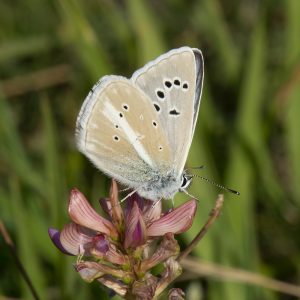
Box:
[191, 174, 240, 195]
[119, 187, 131, 193]
[186, 165, 205, 171]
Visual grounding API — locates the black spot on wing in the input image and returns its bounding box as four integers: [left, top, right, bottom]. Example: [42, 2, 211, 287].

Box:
[169, 109, 180, 116]
[154, 103, 160, 112]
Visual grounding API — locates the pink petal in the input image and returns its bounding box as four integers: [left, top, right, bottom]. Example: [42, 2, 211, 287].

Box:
[99, 197, 113, 219]
[92, 234, 109, 253]
[168, 288, 185, 299]
[48, 228, 73, 255]
[139, 233, 179, 272]
[104, 246, 128, 265]
[91, 238, 128, 265]
[131, 273, 158, 299]
[76, 261, 105, 282]
[147, 199, 197, 236]
[124, 201, 147, 249]
[108, 180, 124, 228]
[124, 193, 144, 222]
[60, 223, 95, 255]
[76, 261, 131, 282]
[155, 258, 182, 296]
[142, 199, 162, 225]
[98, 275, 128, 297]
[68, 188, 118, 238]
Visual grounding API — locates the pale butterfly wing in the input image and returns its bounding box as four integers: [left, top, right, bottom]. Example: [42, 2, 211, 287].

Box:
[131, 47, 204, 176]
[76, 76, 172, 189]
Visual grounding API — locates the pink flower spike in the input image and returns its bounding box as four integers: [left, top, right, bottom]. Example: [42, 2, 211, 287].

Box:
[68, 188, 118, 238]
[147, 199, 197, 236]
[124, 201, 147, 249]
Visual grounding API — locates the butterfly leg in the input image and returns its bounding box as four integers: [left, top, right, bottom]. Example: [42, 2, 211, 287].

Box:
[151, 198, 163, 209]
[119, 187, 131, 193]
[119, 189, 138, 204]
[181, 189, 199, 202]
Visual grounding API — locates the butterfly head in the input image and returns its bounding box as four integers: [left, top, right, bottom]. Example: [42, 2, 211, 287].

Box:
[180, 173, 193, 190]
[135, 170, 193, 202]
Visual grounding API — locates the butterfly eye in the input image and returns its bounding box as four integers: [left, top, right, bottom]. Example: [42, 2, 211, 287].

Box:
[181, 174, 191, 189]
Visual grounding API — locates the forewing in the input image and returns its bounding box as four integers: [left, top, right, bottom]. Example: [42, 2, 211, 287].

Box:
[76, 76, 171, 188]
[131, 47, 204, 175]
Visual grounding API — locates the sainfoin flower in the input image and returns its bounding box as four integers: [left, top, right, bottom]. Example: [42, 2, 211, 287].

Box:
[49, 180, 197, 299]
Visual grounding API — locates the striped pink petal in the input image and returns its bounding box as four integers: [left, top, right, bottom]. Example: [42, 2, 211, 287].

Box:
[48, 228, 73, 255]
[68, 188, 118, 238]
[142, 199, 162, 224]
[108, 180, 124, 228]
[60, 223, 95, 255]
[147, 199, 197, 236]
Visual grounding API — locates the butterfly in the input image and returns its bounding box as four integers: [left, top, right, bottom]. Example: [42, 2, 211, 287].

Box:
[76, 46, 204, 201]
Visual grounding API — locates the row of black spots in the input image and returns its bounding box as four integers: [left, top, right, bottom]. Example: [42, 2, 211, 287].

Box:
[115, 103, 128, 134]
[165, 78, 189, 90]
[113, 123, 121, 141]
[155, 78, 189, 100]
[118, 103, 130, 118]
[173, 78, 189, 91]
[152, 120, 157, 128]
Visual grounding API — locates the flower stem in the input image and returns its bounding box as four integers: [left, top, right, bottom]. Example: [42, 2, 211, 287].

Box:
[176, 194, 224, 262]
[0, 219, 41, 300]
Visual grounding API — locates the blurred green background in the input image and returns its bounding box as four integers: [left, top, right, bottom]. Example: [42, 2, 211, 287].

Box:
[1, 0, 300, 299]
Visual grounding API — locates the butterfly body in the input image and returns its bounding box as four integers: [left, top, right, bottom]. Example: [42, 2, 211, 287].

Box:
[76, 47, 204, 201]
